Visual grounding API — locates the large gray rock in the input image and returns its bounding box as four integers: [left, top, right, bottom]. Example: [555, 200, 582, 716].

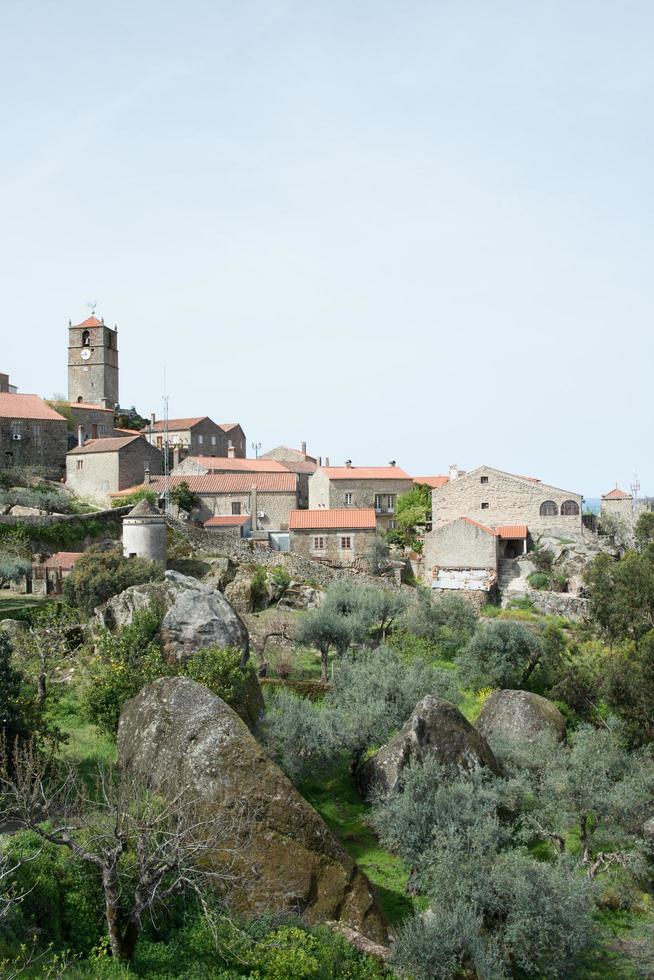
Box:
[9, 505, 46, 516]
[476, 689, 567, 744]
[117, 677, 387, 942]
[357, 695, 501, 798]
[96, 570, 249, 660]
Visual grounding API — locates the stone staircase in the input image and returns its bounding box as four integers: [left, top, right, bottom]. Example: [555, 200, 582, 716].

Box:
[498, 558, 522, 591]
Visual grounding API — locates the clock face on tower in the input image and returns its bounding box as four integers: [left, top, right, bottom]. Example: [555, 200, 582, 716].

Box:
[80, 348, 91, 360]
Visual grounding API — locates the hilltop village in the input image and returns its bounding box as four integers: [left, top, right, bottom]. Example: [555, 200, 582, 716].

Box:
[2, 313, 654, 979]
[0, 311, 646, 608]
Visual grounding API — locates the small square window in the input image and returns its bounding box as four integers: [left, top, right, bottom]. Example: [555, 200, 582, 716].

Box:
[344, 492, 353, 505]
[76, 460, 84, 470]
[480, 476, 489, 484]
[232, 502, 241, 515]
[313, 536, 325, 551]
[340, 535, 352, 550]
[481, 502, 489, 509]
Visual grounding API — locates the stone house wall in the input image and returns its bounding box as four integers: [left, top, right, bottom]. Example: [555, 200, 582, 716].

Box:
[145, 419, 226, 457]
[69, 405, 118, 441]
[423, 519, 498, 573]
[600, 497, 634, 522]
[195, 490, 298, 529]
[308, 471, 413, 531]
[431, 466, 583, 537]
[0, 417, 67, 478]
[66, 440, 162, 503]
[290, 527, 376, 564]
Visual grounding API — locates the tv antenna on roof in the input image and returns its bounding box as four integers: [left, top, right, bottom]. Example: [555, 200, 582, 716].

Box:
[631, 470, 640, 504]
[86, 300, 98, 315]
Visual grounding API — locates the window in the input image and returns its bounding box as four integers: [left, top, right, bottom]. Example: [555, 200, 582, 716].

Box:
[198, 435, 204, 446]
[32, 424, 42, 440]
[82, 330, 90, 346]
[231, 502, 241, 515]
[99, 424, 107, 435]
[561, 500, 580, 516]
[211, 435, 217, 445]
[344, 492, 353, 505]
[10, 422, 20, 437]
[539, 500, 558, 516]
[76, 460, 84, 470]
[340, 536, 352, 550]
[480, 476, 489, 484]
[481, 502, 489, 509]
[313, 536, 325, 551]
[389, 520, 396, 529]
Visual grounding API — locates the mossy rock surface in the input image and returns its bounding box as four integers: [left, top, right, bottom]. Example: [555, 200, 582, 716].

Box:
[117, 677, 387, 942]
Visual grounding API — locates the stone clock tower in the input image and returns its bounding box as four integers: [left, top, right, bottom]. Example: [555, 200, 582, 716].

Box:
[67, 314, 119, 409]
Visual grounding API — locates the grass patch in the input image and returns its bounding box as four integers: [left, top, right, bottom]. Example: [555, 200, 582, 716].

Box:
[50, 687, 116, 784]
[299, 768, 422, 927]
[0, 594, 59, 621]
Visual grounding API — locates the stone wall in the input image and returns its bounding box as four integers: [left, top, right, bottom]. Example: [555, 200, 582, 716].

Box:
[66, 440, 163, 504]
[145, 419, 227, 456]
[196, 490, 298, 530]
[68, 323, 119, 407]
[290, 527, 377, 564]
[0, 417, 67, 479]
[69, 405, 119, 441]
[308, 471, 413, 531]
[432, 466, 583, 537]
[600, 497, 634, 522]
[423, 518, 498, 577]
[501, 590, 589, 622]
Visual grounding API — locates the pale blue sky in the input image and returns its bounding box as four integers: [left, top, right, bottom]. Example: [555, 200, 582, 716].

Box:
[1, 1, 652, 496]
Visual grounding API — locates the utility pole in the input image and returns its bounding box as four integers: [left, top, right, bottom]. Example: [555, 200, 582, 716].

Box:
[162, 371, 171, 516]
[251, 441, 262, 459]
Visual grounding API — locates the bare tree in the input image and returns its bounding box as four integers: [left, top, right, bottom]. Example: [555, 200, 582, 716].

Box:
[13, 605, 79, 706]
[0, 741, 250, 962]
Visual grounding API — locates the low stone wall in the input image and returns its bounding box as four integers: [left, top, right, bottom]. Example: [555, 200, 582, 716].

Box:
[0, 507, 128, 555]
[501, 590, 589, 621]
[0, 506, 131, 528]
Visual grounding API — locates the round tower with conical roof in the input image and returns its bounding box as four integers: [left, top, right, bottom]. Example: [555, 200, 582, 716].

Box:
[122, 498, 166, 567]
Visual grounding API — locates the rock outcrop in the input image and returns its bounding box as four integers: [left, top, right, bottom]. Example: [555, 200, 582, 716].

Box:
[475, 689, 567, 743]
[117, 677, 387, 942]
[357, 695, 500, 798]
[96, 570, 249, 660]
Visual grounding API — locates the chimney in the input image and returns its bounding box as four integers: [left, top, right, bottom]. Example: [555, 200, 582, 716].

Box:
[251, 484, 258, 531]
[172, 446, 180, 469]
[449, 463, 459, 481]
[144, 466, 151, 486]
[325, 456, 330, 467]
[301, 441, 307, 455]
[389, 460, 396, 467]
[318, 457, 322, 467]
[77, 425, 85, 448]
[345, 459, 352, 468]
[150, 412, 156, 428]
[227, 445, 236, 459]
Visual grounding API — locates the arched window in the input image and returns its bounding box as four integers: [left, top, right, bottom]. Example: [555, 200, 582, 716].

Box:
[539, 500, 558, 516]
[561, 500, 579, 516]
[82, 330, 90, 346]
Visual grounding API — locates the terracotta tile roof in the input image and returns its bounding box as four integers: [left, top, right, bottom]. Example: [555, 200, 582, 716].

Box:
[69, 402, 114, 413]
[602, 488, 631, 500]
[289, 508, 378, 530]
[73, 315, 103, 327]
[111, 472, 297, 496]
[204, 515, 250, 527]
[218, 423, 241, 432]
[496, 524, 528, 539]
[68, 434, 145, 455]
[0, 393, 67, 422]
[149, 417, 208, 432]
[321, 466, 411, 481]
[413, 475, 449, 489]
[179, 457, 288, 473]
[42, 551, 83, 570]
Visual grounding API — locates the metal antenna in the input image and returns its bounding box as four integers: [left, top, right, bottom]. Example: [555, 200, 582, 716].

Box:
[631, 470, 640, 507]
[251, 440, 262, 459]
[163, 369, 171, 516]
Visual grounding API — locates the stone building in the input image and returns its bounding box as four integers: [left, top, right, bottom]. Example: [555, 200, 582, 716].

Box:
[0, 374, 17, 394]
[68, 403, 118, 443]
[66, 434, 163, 504]
[114, 471, 299, 529]
[122, 498, 166, 567]
[68, 314, 119, 410]
[31, 552, 83, 595]
[144, 415, 230, 458]
[204, 514, 252, 538]
[308, 463, 413, 531]
[0, 393, 68, 478]
[430, 465, 583, 538]
[261, 444, 318, 509]
[219, 423, 246, 458]
[600, 487, 634, 522]
[289, 508, 377, 563]
[173, 456, 289, 476]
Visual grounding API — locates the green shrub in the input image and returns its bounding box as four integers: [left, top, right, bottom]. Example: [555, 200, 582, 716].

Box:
[530, 546, 555, 572]
[183, 646, 251, 710]
[63, 547, 163, 615]
[250, 565, 269, 610]
[269, 565, 291, 598]
[111, 488, 158, 509]
[527, 571, 551, 590]
[456, 620, 546, 690]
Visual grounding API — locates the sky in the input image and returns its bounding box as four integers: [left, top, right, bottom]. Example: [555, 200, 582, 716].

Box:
[1, 1, 652, 497]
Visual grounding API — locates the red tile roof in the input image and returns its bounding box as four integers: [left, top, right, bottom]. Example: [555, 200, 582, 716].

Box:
[42, 552, 83, 570]
[69, 402, 114, 413]
[179, 457, 288, 473]
[602, 488, 631, 500]
[289, 508, 378, 530]
[0, 393, 67, 422]
[149, 417, 208, 432]
[413, 475, 449, 489]
[68, 435, 145, 455]
[112, 472, 297, 496]
[496, 524, 528, 539]
[460, 517, 497, 536]
[321, 465, 411, 481]
[204, 515, 250, 527]
[73, 315, 103, 328]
